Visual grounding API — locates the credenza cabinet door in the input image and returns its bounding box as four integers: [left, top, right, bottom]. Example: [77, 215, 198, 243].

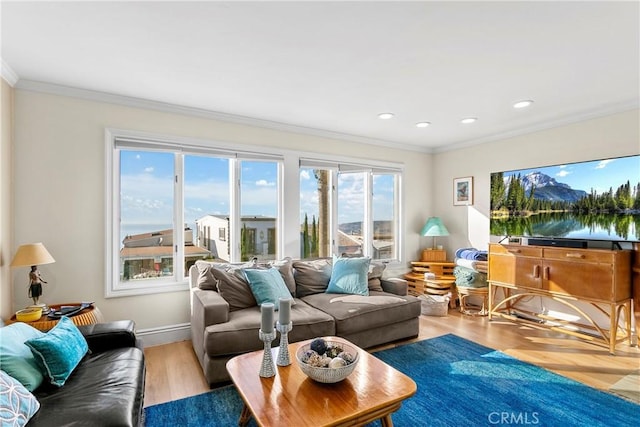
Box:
[488, 244, 543, 289]
[543, 259, 614, 300]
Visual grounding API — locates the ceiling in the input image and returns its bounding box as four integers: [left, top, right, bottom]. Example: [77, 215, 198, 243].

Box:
[2, 1, 638, 152]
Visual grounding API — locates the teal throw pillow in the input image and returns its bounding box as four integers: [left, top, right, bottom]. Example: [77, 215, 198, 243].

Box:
[0, 323, 46, 391]
[243, 267, 295, 310]
[25, 316, 89, 387]
[0, 370, 41, 426]
[326, 256, 371, 296]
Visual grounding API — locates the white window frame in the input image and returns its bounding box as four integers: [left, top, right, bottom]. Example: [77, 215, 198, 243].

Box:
[299, 158, 403, 263]
[105, 129, 283, 297]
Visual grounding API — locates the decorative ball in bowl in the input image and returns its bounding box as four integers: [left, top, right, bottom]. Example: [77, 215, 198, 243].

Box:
[296, 338, 359, 383]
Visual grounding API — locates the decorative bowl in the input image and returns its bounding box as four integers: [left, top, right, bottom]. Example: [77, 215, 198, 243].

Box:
[296, 339, 359, 383]
[16, 307, 42, 322]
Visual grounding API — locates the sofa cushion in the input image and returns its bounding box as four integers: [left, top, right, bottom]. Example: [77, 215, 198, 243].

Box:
[203, 299, 335, 357]
[243, 267, 295, 310]
[194, 260, 218, 290]
[25, 317, 89, 387]
[29, 347, 145, 427]
[301, 291, 422, 336]
[0, 369, 40, 426]
[368, 261, 386, 292]
[293, 258, 332, 297]
[268, 257, 297, 295]
[0, 322, 46, 391]
[210, 263, 258, 311]
[326, 256, 371, 296]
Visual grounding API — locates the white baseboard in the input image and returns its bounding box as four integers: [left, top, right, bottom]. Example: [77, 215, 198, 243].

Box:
[136, 322, 191, 348]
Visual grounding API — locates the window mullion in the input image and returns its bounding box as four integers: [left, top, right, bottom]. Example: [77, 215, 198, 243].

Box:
[229, 159, 240, 262]
[174, 153, 185, 280]
[363, 172, 373, 257]
[330, 170, 338, 256]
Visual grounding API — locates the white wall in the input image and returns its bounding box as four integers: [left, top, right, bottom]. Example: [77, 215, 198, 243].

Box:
[11, 89, 432, 330]
[433, 109, 640, 255]
[0, 79, 13, 322]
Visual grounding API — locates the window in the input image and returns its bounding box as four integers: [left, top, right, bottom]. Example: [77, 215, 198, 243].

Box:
[300, 167, 333, 258]
[299, 160, 401, 261]
[337, 172, 365, 256]
[119, 151, 176, 281]
[106, 131, 282, 297]
[372, 173, 398, 260]
[240, 161, 278, 261]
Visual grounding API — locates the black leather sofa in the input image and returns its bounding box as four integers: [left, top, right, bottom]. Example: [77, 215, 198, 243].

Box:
[27, 320, 146, 426]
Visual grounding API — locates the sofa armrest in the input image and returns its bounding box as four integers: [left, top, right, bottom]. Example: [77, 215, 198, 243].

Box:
[77, 320, 139, 353]
[191, 288, 229, 329]
[381, 278, 408, 296]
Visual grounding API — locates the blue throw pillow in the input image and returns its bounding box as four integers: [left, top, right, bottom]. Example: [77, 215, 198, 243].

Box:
[25, 316, 88, 387]
[0, 323, 46, 391]
[243, 267, 295, 310]
[0, 370, 40, 426]
[326, 256, 371, 296]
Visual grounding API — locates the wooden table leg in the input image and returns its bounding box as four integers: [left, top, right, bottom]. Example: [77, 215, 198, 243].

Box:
[238, 403, 252, 427]
[380, 414, 394, 427]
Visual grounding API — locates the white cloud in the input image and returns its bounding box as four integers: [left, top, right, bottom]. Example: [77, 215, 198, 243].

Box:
[556, 170, 570, 177]
[144, 167, 154, 173]
[256, 179, 275, 187]
[596, 159, 614, 169]
[300, 170, 310, 180]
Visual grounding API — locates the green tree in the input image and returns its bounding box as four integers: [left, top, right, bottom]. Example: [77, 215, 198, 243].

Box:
[311, 215, 318, 257]
[303, 213, 310, 258]
[490, 172, 506, 210]
[240, 224, 248, 261]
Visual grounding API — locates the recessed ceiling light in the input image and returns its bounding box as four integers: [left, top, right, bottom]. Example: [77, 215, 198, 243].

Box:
[460, 117, 477, 124]
[513, 100, 534, 109]
[377, 112, 395, 120]
[415, 122, 431, 128]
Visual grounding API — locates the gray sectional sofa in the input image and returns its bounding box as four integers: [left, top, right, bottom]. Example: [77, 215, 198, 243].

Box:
[189, 257, 421, 385]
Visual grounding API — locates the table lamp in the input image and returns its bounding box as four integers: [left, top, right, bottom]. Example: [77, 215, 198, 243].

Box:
[10, 242, 56, 309]
[420, 217, 449, 259]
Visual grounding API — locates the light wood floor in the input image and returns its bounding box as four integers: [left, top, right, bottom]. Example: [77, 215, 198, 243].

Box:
[143, 310, 640, 407]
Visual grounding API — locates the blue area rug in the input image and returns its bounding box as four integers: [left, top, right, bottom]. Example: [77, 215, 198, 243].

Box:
[144, 334, 639, 426]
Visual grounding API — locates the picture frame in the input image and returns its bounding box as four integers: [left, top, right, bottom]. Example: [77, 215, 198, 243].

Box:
[453, 176, 473, 206]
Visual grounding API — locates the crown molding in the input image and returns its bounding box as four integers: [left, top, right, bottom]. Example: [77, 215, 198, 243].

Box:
[14, 79, 433, 154]
[433, 99, 640, 154]
[13, 79, 637, 155]
[1, 59, 19, 87]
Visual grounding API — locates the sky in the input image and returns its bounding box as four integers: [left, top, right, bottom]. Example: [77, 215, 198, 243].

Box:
[499, 155, 640, 195]
[299, 168, 395, 225]
[119, 151, 395, 231]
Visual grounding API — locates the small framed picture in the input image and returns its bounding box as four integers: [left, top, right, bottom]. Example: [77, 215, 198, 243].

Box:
[453, 176, 473, 206]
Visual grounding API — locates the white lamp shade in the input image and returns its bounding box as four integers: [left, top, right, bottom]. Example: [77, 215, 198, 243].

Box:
[10, 243, 56, 267]
[420, 217, 450, 237]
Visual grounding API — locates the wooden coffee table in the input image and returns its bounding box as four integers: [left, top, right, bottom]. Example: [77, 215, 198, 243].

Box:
[226, 336, 416, 426]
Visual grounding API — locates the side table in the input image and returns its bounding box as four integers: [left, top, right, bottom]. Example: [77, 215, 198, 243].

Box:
[424, 278, 457, 309]
[457, 287, 489, 316]
[6, 303, 103, 331]
[405, 261, 457, 309]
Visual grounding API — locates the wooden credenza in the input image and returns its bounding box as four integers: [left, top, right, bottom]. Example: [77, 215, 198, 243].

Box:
[488, 243, 633, 354]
